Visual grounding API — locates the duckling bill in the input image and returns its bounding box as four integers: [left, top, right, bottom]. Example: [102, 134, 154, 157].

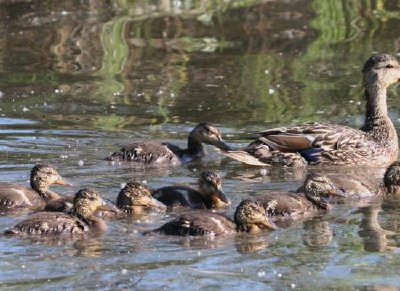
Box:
[106, 123, 231, 166]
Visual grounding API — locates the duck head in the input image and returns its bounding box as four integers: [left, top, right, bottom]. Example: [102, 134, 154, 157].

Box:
[117, 181, 166, 214]
[30, 164, 71, 198]
[363, 54, 400, 89]
[73, 188, 103, 219]
[234, 200, 277, 233]
[189, 123, 231, 151]
[198, 170, 230, 208]
[303, 174, 345, 210]
[384, 161, 400, 196]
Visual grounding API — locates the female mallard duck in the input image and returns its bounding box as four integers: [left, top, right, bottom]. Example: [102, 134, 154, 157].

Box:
[223, 54, 400, 167]
[0, 164, 70, 211]
[153, 200, 277, 236]
[256, 174, 343, 221]
[152, 170, 230, 209]
[116, 181, 166, 215]
[4, 189, 106, 236]
[106, 123, 231, 165]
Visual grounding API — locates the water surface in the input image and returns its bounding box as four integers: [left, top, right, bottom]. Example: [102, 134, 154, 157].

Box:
[1, 0, 400, 289]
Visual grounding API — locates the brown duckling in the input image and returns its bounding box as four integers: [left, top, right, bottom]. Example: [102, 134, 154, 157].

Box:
[256, 174, 343, 221]
[153, 200, 277, 237]
[106, 123, 231, 165]
[0, 164, 70, 211]
[152, 170, 230, 209]
[4, 189, 106, 236]
[116, 181, 166, 215]
[223, 54, 400, 167]
[298, 161, 400, 200]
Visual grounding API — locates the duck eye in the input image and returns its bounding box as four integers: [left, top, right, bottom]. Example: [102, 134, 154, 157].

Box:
[386, 64, 394, 69]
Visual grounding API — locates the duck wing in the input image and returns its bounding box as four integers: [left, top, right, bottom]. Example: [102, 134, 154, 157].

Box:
[4, 212, 88, 236]
[106, 141, 180, 164]
[152, 186, 207, 209]
[254, 123, 367, 163]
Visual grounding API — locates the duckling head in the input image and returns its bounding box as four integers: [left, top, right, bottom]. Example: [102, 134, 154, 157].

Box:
[30, 164, 70, 196]
[303, 174, 344, 210]
[234, 200, 277, 233]
[384, 161, 400, 196]
[198, 170, 230, 208]
[117, 181, 166, 214]
[73, 188, 103, 219]
[363, 54, 400, 90]
[189, 123, 231, 151]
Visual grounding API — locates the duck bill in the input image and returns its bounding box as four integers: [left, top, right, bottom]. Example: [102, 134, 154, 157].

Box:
[259, 217, 278, 230]
[216, 189, 231, 205]
[212, 139, 232, 151]
[327, 188, 346, 198]
[54, 177, 72, 186]
[146, 197, 167, 212]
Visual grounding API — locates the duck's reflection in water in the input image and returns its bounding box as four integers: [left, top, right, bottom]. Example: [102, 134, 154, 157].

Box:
[303, 220, 334, 248]
[357, 204, 397, 252]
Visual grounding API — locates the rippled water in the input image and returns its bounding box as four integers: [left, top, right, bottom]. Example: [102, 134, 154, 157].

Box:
[1, 0, 400, 289]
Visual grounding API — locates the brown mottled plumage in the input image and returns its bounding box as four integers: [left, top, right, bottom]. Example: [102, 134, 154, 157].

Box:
[117, 181, 166, 215]
[154, 200, 276, 237]
[0, 165, 70, 211]
[4, 189, 106, 236]
[106, 123, 231, 165]
[152, 170, 230, 209]
[256, 175, 342, 221]
[223, 54, 400, 167]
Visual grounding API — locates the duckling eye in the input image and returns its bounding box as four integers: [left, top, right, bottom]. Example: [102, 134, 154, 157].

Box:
[385, 64, 394, 69]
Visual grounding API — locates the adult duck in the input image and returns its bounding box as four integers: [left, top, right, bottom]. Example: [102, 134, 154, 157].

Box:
[0, 164, 70, 211]
[4, 189, 106, 236]
[256, 174, 343, 221]
[153, 200, 277, 237]
[106, 123, 231, 165]
[223, 54, 400, 167]
[152, 170, 230, 209]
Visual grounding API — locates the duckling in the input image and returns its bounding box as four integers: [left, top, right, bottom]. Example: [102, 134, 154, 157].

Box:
[298, 161, 400, 200]
[152, 170, 230, 209]
[153, 199, 277, 236]
[116, 181, 166, 215]
[4, 189, 106, 236]
[106, 123, 231, 165]
[256, 174, 343, 221]
[0, 164, 70, 211]
[223, 54, 400, 167]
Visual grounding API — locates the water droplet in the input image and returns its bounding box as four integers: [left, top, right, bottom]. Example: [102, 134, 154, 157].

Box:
[257, 271, 266, 277]
[259, 169, 267, 176]
[77, 160, 84, 167]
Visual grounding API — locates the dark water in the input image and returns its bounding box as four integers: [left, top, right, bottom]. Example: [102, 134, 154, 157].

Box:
[1, 0, 400, 289]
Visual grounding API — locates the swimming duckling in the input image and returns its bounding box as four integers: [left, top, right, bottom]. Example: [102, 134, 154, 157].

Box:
[152, 170, 230, 209]
[223, 54, 400, 167]
[153, 200, 277, 237]
[0, 164, 70, 211]
[256, 174, 343, 221]
[4, 189, 106, 236]
[106, 123, 231, 165]
[116, 181, 166, 215]
[298, 161, 400, 200]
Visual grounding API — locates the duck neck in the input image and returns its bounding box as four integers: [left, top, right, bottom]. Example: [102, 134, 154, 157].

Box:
[186, 133, 205, 157]
[31, 181, 61, 202]
[362, 86, 392, 131]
